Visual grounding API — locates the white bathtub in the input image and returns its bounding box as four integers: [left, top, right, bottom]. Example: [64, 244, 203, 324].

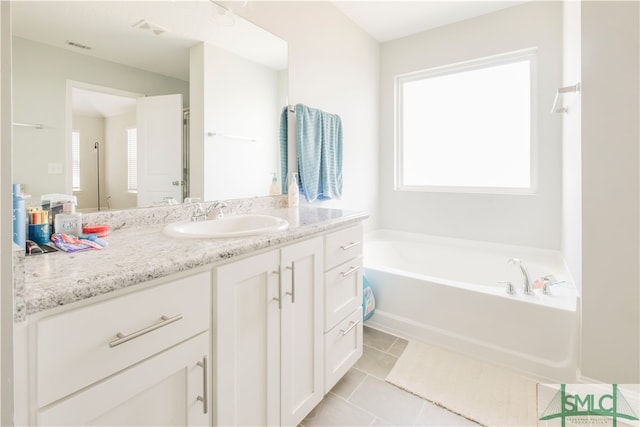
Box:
[363, 230, 579, 383]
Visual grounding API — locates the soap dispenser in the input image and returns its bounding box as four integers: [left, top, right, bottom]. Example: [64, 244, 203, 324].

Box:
[54, 203, 82, 236]
[270, 173, 280, 196]
[287, 172, 299, 208]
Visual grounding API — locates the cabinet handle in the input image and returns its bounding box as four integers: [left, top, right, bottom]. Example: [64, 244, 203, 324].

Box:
[340, 319, 361, 336]
[285, 262, 295, 303]
[197, 356, 208, 414]
[109, 314, 183, 348]
[340, 241, 361, 251]
[272, 268, 282, 309]
[341, 266, 360, 277]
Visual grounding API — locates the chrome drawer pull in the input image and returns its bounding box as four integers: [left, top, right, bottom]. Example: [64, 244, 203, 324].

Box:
[272, 268, 282, 309]
[109, 314, 183, 348]
[341, 266, 360, 277]
[285, 262, 295, 303]
[197, 356, 208, 414]
[340, 319, 361, 336]
[340, 241, 361, 251]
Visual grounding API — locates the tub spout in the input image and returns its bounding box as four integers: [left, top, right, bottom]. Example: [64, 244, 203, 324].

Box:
[508, 258, 534, 295]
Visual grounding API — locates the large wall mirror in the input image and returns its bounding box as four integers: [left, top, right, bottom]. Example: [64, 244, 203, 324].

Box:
[11, 1, 288, 211]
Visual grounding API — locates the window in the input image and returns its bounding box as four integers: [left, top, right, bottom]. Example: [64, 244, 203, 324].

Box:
[395, 49, 536, 193]
[72, 130, 81, 191]
[127, 127, 137, 193]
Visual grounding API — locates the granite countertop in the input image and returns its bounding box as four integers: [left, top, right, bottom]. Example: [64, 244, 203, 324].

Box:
[18, 206, 367, 321]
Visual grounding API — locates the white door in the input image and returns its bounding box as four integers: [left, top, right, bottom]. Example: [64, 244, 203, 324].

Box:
[37, 332, 210, 426]
[214, 250, 281, 427]
[136, 94, 183, 207]
[280, 237, 324, 427]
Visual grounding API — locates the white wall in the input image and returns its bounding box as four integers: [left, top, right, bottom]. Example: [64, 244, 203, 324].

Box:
[192, 43, 281, 201]
[11, 37, 189, 201]
[580, 1, 639, 383]
[561, 1, 582, 294]
[189, 44, 205, 202]
[104, 111, 137, 210]
[0, 2, 14, 424]
[237, 2, 380, 229]
[72, 114, 105, 211]
[379, 1, 562, 248]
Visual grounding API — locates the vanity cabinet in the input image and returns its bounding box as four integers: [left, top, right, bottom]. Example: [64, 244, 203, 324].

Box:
[16, 218, 367, 427]
[323, 224, 364, 391]
[23, 270, 212, 426]
[214, 237, 324, 427]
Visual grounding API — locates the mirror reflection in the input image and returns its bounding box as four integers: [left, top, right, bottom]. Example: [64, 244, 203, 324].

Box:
[11, 1, 288, 211]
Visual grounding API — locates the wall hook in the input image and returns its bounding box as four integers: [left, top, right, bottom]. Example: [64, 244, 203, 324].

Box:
[551, 82, 581, 114]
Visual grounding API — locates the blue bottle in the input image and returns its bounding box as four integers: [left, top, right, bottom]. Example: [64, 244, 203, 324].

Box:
[13, 183, 26, 249]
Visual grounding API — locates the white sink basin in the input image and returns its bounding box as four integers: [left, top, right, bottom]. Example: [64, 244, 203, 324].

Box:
[163, 214, 289, 239]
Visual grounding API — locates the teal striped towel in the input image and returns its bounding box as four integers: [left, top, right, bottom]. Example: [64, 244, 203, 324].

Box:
[295, 104, 343, 202]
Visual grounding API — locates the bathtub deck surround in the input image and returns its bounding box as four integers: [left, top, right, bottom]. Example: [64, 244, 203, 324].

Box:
[14, 199, 368, 426]
[363, 229, 580, 383]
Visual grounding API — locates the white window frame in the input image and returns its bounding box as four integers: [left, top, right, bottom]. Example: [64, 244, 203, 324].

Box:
[394, 48, 538, 195]
[127, 127, 138, 194]
[72, 130, 81, 191]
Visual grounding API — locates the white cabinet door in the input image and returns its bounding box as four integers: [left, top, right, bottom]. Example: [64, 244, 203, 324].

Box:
[280, 237, 324, 427]
[37, 332, 210, 426]
[214, 249, 281, 427]
[214, 238, 325, 427]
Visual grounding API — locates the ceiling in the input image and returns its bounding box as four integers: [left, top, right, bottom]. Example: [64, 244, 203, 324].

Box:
[11, 0, 528, 87]
[12, 1, 288, 117]
[72, 87, 138, 117]
[11, 0, 288, 82]
[332, 1, 529, 42]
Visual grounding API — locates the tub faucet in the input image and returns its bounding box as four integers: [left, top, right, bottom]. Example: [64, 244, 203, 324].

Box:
[507, 258, 534, 295]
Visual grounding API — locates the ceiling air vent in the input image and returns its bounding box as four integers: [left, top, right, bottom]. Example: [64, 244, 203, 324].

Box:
[132, 19, 167, 36]
[65, 40, 92, 50]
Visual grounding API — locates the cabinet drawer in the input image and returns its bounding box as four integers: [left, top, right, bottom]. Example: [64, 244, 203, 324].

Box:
[37, 271, 211, 408]
[325, 224, 362, 270]
[37, 332, 210, 426]
[325, 257, 362, 332]
[324, 307, 363, 393]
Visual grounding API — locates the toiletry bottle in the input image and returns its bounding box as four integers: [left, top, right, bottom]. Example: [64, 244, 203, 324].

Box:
[12, 184, 26, 248]
[54, 203, 83, 236]
[287, 172, 299, 208]
[270, 173, 280, 196]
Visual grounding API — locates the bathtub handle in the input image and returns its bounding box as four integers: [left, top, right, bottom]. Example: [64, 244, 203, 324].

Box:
[340, 241, 361, 251]
[498, 280, 516, 295]
[340, 319, 361, 336]
[341, 266, 360, 277]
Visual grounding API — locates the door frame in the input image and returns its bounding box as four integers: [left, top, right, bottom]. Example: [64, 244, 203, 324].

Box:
[65, 80, 143, 199]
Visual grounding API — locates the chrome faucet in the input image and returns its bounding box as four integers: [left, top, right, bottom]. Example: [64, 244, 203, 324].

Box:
[190, 201, 228, 222]
[190, 203, 212, 222]
[211, 201, 228, 219]
[507, 258, 534, 295]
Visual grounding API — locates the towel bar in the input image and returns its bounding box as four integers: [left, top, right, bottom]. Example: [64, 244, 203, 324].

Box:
[13, 122, 43, 129]
[207, 132, 257, 142]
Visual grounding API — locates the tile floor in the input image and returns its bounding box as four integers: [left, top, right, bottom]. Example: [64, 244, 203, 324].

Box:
[301, 327, 481, 427]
